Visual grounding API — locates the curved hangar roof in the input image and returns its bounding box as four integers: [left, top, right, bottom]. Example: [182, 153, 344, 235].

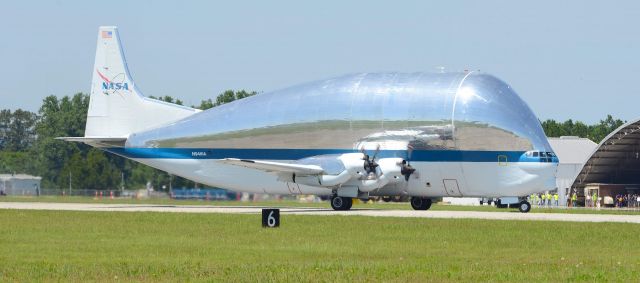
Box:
[573, 119, 640, 187]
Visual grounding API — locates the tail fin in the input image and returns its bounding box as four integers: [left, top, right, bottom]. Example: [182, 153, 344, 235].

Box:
[85, 26, 199, 138]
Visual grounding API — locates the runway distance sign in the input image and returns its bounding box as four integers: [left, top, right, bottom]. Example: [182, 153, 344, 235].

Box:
[262, 209, 280, 228]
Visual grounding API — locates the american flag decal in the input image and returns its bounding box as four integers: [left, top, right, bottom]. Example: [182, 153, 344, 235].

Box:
[101, 31, 113, 38]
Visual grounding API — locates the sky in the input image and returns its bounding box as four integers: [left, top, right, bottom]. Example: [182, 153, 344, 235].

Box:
[1, 1, 639, 123]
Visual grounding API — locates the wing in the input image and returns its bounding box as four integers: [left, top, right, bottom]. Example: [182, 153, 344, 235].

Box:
[219, 158, 324, 175]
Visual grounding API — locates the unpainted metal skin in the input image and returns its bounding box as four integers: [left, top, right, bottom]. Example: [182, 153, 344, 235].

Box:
[64, 26, 558, 212]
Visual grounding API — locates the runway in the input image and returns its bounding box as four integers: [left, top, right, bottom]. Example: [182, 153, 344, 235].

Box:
[1, 202, 640, 223]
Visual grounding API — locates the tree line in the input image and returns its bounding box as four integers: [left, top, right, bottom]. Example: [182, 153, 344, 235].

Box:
[0, 90, 625, 190]
[0, 90, 256, 190]
[540, 115, 625, 143]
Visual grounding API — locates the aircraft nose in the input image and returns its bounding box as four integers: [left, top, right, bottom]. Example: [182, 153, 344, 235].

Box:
[454, 73, 555, 153]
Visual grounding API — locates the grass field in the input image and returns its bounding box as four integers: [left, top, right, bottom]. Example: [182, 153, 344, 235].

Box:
[3, 195, 640, 215]
[1, 209, 639, 282]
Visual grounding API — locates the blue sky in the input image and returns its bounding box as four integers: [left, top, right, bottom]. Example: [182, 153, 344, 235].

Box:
[1, 1, 639, 123]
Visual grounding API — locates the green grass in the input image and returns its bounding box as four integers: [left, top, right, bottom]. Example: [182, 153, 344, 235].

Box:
[3, 195, 640, 215]
[0, 209, 639, 282]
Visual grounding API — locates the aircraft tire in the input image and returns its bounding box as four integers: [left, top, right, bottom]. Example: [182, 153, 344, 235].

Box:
[382, 196, 392, 202]
[518, 201, 531, 213]
[423, 198, 432, 210]
[331, 196, 353, 211]
[410, 197, 432, 210]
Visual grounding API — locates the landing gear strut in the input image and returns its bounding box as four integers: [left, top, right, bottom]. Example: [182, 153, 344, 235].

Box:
[330, 196, 353, 211]
[410, 197, 432, 211]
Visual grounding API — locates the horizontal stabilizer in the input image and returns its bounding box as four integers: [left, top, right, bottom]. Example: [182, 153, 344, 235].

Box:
[56, 137, 126, 148]
[220, 158, 324, 175]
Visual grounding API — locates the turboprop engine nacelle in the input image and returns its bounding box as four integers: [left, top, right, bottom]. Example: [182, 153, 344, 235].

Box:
[281, 153, 407, 193]
[291, 170, 353, 187]
[282, 153, 366, 187]
[349, 158, 405, 192]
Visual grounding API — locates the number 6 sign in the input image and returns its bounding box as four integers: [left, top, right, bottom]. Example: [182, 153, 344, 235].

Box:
[262, 209, 280, 228]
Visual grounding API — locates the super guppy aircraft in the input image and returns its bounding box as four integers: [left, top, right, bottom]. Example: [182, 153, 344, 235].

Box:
[61, 26, 558, 212]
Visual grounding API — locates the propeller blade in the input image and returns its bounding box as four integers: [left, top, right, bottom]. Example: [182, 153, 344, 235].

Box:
[360, 147, 368, 160]
[372, 144, 380, 161]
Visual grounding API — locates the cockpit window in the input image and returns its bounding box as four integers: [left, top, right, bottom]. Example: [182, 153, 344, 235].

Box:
[525, 151, 556, 162]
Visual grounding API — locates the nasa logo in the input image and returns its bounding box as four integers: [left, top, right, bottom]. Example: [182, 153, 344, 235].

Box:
[97, 70, 129, 93]
[102, 82, 129, 91]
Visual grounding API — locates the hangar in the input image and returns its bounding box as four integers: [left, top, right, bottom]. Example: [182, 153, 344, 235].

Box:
[548, 119, 640, 207]
[570, 119, 640, 206]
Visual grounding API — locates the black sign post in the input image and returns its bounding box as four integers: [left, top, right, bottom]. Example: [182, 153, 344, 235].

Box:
[262, 209, 280, 228]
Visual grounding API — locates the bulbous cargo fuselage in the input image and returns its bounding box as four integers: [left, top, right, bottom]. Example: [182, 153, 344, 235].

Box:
[121, 72, 557, 198]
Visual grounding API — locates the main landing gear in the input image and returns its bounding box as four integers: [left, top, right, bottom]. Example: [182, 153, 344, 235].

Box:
[330, 195, 353, 211]
[410, 197, 432, 211]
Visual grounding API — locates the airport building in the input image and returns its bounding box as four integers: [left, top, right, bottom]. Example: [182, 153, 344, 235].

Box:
[548, 136, 598, 206]
[0, 174, 42, 196]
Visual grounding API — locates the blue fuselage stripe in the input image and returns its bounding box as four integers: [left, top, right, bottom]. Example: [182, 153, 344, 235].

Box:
[105, 148, 558, 163]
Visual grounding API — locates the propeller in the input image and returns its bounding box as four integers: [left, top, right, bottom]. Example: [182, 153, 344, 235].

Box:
[361, 144, 380, 177]
[401, 144, 416, 181]
[400, 160, 415, 181]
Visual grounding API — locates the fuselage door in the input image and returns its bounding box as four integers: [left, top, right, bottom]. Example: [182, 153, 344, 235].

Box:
[443, 179, 462, 196]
